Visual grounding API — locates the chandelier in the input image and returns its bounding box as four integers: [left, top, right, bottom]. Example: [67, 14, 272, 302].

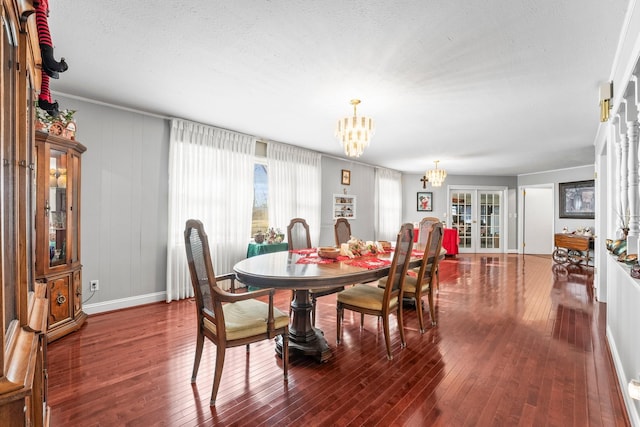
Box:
[335, 99, 375, 158]
[426, 160, 447, 187]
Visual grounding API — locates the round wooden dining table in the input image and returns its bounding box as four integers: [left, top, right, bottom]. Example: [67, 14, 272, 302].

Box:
[233, 249, 425, 362]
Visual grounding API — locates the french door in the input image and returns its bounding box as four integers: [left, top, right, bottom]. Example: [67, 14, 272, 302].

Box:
[449, 187, 505, 253]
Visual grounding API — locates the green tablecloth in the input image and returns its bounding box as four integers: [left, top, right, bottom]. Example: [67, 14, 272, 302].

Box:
[246, 242, 289, 258]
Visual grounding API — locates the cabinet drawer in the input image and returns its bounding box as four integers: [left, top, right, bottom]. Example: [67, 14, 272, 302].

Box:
[49, 275, 72, 327]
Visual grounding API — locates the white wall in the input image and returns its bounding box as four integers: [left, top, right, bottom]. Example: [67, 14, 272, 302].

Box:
[319, 157, 376, 246]
[517, 165, 596, 234]
[54, 95, 169, 313]
[607, 257, 640, 427]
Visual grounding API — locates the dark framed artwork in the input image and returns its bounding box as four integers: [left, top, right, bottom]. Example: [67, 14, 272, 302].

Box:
[417, 192, 433, 212]
[341, 169, 351, 185]
[559, 180, 595, 219]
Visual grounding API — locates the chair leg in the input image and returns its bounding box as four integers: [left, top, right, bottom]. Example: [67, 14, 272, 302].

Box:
[336, 304, 343, 344]
[398, 304, 406, 349]
[210, 343, 226, 406]
[191, 331, 204, 382]
[360, 313, 365, 328]
[416, 295, 426, 334]
[383, 315, 392, 360]
[428, 287, 437, 326]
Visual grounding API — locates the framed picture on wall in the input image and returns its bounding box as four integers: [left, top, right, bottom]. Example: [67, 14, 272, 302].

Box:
[559, 180, 595, 219]
[341, 169, 351, 185]
[417, 192, 433, 212]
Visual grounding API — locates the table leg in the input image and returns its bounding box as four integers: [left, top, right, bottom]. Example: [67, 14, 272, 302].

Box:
[275, 289, 331, 363]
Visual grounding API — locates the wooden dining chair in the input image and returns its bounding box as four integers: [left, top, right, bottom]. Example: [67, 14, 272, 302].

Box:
[400, 221, 444, 333]
[287, 218, 312, 250]
[336, 223, 414, 360]
[184, 219, 289, 406]
[414, 216, 442, 292]
[334, 218, 352, 246]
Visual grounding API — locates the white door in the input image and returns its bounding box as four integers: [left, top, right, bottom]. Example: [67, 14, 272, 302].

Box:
[450, 188, 505, 253]
[522, 187, 554, 254]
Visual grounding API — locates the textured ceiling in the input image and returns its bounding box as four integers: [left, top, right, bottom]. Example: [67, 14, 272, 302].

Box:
[46, 1, 629, 176]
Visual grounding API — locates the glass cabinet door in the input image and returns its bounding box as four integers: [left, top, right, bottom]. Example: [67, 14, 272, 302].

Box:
[70, 152, 80, 263]
[47, 148, 68, 268]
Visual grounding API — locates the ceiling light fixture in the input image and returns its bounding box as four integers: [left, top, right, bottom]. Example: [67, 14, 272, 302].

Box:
[335, 99, 375, 158]
[425, 160, 447, 187]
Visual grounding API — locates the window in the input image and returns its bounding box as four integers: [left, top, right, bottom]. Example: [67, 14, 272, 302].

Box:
[252, 163, 268, 235]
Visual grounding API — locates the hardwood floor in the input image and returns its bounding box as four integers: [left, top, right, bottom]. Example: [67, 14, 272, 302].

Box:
[47, 254, 629, 426]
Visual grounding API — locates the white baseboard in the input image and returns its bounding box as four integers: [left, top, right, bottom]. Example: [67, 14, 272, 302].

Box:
[84, 291, 167, 315]
[607, 324, 640, 427]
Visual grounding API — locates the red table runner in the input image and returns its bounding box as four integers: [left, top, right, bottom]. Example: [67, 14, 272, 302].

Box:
[294, 254, 390, 269]
[296, 256, 337, 264]
[344, 257, 391, 270]
[290, 248, 317, 255]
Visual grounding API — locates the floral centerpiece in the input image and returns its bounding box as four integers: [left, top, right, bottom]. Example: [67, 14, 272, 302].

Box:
[340, 236, 383, 258]
[266, 227, 284, 244]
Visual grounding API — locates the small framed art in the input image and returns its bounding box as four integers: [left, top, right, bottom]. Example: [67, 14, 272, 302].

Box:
[341, 169, 351, 185]
[417, 192, 433, 211]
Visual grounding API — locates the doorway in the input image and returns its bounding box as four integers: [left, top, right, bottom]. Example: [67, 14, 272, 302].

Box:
[449, 187, 507, 253]
[520, 185, 554, 255]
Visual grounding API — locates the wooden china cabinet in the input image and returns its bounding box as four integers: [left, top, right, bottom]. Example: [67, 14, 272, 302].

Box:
[0, 0, 50, 425]
[35, 131, 87, 342]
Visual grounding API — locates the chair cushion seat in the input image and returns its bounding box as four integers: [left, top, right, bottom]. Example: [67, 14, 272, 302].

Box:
[410, 263, 432, 275]
[337, 283, 398, 311]
[203, 299, 288, 341]
[402, 274, 431, 295]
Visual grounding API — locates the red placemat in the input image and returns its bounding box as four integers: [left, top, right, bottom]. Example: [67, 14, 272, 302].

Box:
[290, 248, 317, 255]
[296, 256, 336, 264]
[345, 257, 391, 270]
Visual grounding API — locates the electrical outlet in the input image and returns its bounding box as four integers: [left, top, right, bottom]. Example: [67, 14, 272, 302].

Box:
[90, 280, 99, 291]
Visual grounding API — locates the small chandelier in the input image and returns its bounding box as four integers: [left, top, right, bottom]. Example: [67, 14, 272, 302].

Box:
[426, 160, 447, 187]
[335, 99, 375, 158]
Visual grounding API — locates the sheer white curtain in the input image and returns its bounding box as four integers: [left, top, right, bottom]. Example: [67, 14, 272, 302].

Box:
[375, 167, 403, 241]
[166, 119, 256, 302]
[267, 142, 322, 246]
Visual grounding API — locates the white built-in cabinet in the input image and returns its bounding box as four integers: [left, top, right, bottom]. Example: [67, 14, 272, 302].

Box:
[333, 194, 356, 219]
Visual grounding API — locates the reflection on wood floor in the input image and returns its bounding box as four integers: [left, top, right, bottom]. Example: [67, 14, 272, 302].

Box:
[47, 254, 629, 426]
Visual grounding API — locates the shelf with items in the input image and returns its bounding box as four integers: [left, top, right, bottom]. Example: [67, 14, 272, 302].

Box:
[333, 194, 356, 219]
